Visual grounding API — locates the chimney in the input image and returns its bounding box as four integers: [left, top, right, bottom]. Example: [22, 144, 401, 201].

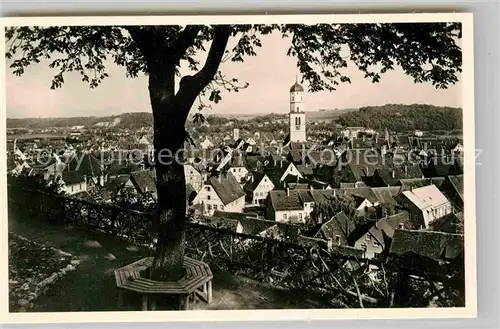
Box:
[424, 142, 428, 150]
[362, 135, 366, 142]
[218, 173, 222, 183]
[251, 175, 254, 183]
[296, 175, 299, 183]
[333, 189, 337, 197]
[404, 165, 408, 175]
[280, 160, 283, 168]
[286, 187, 290, 197]
[327, 239, 333, 252]
[391, 170, 395, 179]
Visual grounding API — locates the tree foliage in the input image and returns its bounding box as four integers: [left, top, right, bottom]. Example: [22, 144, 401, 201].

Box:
[337, 104, 463, 132]
[309, 193, 356, 226]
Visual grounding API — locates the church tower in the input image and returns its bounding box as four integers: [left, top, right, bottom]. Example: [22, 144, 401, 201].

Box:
[289, 77, 306, 142]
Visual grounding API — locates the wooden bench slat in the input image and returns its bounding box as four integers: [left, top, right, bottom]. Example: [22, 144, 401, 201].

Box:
[116, 256, 213, 298]
[184, 277, 211, 293]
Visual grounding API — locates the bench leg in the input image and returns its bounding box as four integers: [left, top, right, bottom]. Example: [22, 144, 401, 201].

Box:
[150, 295, 156, 311]
[142, 294, 148, 311]
[207, 280, 213, 304]
[117, 290, 123, 309]
[179, 295, 189, 310]
[203, 282, 208, 294]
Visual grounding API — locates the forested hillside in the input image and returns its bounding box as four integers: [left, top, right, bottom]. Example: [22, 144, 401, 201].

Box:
[337, 104, 462, 132]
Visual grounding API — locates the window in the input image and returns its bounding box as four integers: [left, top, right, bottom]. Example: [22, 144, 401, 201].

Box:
[219, 205, 224, 210]
[366, 235, 371, 241]
[207, 204, 212, 211]
[207, 195, 211, 200]
[264, 178, 267, 182]
[190, 171, 193, 175]
[283, 214, 287, 220]
[299, 213, 302, 220]
[373, 241, 380, 247]
[361, 244, 367, 251]
[335, 235, 341, 245]
[205, 186, 210, 191]
[238, 168, 241, 172]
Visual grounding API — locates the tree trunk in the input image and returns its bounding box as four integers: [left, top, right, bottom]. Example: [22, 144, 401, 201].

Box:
[147, 64, 189, 283]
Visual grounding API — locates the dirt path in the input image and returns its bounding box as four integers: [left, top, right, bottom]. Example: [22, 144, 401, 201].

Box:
[9, 213, 331, 311]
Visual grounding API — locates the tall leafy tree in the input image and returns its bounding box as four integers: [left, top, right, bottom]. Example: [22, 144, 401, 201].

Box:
[5, 22, 462, 287]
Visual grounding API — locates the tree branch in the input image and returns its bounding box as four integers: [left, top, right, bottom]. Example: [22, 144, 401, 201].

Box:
[172, 25, 202, 63]
[193, 25, 231, 88]
[125, 26, 152, 60]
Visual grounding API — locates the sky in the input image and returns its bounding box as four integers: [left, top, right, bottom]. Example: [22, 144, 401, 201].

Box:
[6, 31, 462, 119]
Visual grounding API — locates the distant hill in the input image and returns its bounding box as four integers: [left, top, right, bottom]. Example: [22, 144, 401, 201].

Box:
[337, 104, 462, 132]
[306, 108, 358, 122]
[7, 112, 152, 129]
[7, 105, 461, 132]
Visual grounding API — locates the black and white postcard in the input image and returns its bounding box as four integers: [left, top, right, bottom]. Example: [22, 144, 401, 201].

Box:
[0, 13, 476, 323]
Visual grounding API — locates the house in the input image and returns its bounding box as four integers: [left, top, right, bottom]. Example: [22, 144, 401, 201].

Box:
[59, 171, 87, 195]
[341, 127, 364, 139]
[280, 162, 303, 181]
[395, 185, 452, 229]
[227, 154, 249, 184]
[267, 189, 315, 224]
[184, 164, 203, 192]
[123, 169, 157, 198]
[423, 156, 456, 178]
[200, 137, 214, 150]
[439, 175, 464, 211]
[243, 172, 275, 206]
[308, 212, 355, 247]
[428, 212, 463, 234]
[103, 175, 129, 198]
[67, 152, 106, 187]
[351, 212, 410, 259]
[371, 165, 424, 187]
[192, 172, 246, 216]
[371, 186, 401, 217]
[396, 177, 446, 191]
[389, 229, 463, 262]
[352, 195, 376, 219]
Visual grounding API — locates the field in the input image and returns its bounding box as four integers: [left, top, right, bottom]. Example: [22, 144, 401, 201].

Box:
[6, 133, 66, 142]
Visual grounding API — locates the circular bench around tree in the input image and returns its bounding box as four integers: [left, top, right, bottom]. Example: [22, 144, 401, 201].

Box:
[114, 256, 213, 310]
